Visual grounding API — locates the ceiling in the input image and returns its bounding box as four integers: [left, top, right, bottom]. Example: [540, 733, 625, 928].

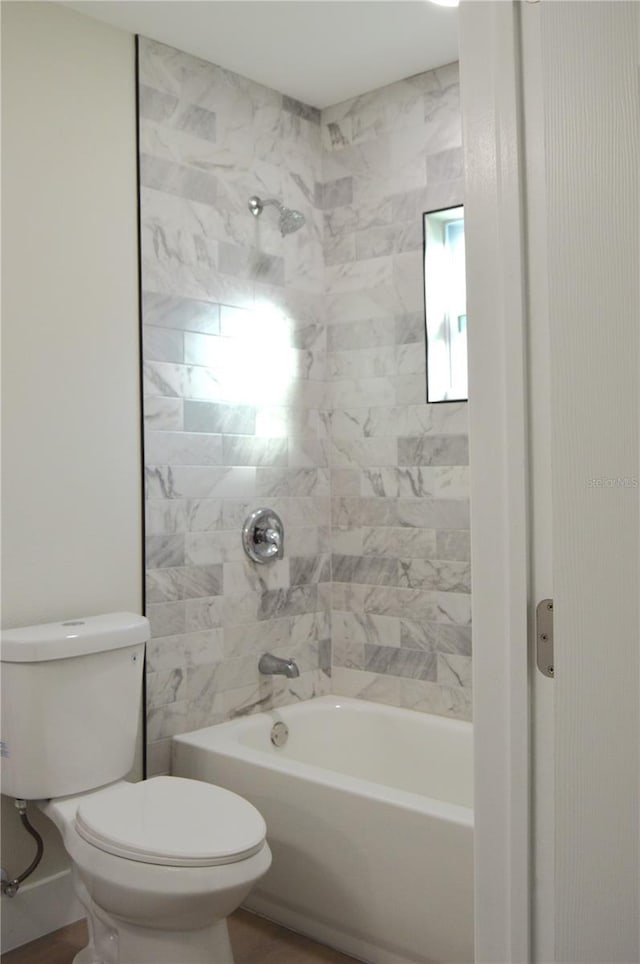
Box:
[62, 1, 459, 109]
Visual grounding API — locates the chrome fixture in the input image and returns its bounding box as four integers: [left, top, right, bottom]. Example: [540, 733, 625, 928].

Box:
[248, 195, 305, 236]
[242, 508, 284, 565]
[258, 652, 300, 679]
[270, 721, 289, 747]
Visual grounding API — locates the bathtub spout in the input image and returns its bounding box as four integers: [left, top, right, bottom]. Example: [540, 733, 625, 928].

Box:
[258, 653, 300, 678]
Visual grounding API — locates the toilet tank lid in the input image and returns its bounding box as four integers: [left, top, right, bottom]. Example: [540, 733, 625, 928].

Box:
[1, 613, 150, 662]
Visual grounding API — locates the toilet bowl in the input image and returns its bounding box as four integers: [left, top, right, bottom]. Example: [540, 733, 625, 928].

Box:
[1, 613, 271, 964]
[42, 777, 271, 964]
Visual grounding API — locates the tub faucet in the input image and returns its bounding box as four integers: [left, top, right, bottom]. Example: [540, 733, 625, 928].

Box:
[258, 652, 300, 679]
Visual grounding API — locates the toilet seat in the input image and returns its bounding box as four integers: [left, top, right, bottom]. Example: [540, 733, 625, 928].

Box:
[75, 776, 266, 867]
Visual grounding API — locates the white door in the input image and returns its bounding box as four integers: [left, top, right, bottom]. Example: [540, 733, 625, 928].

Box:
[460, 2, 640, 961]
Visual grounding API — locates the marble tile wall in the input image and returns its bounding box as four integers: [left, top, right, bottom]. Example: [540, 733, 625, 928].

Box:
[139, 39, 470, 773]
[138, 38, 331, 774]
[322, 65, 471, 720]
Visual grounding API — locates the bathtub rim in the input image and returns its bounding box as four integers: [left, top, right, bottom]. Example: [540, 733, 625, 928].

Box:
[172, 694, 474, 829]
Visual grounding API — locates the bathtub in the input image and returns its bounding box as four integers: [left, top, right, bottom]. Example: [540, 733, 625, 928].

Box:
[173, 695, 474, 964]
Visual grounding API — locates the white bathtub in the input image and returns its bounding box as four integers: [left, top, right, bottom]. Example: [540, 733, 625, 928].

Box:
[173, 695, 474, 964]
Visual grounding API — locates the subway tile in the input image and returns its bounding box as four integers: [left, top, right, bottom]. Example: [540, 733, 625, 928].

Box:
[146, 567, 185, 603]
[219, 242, 285, 285]
[330, 468, 360, 496]
[395, 312, 425, 345]
[290, 610, 332, 646]
[332, 636, 365, 670]
[176, 104, 217, 142]
[332, 554, 398, 586]
[405, 404, 468, 436]
[144, 397, 183, 431]
[329, 437, 398, 468]
[185, 629, 224, 666]
[436, 529, 471, 561]
[434, 591, 472, 625]
[184, 400, 256, 435]
[318, 176, 353, 209]
[398, 559, 472, 593]
[185, 597, 225, 632]
[426, 146, 464, 183]
[223, 436, 288, 467]
[147, 701, 189, 742]
[332, 496, 397, 528]
[223, 558, 290, 594]
[437, 652, 472, 689]
[147, 667, 187, 709]
[362, 527, 437, 558]
[170, 466, 256, 499]
[400, 619, 472, 656]
[331, 667, 403, 707]
[288, 439, 329, 468]
[181, 564, 223, 598]
[139, 154, 219, 207]
[327, 318, 397, 352]
[290, 554, 331, 586]
[364, 643, 437, 681]
[363, 585, 439, 621]
[144, 360, 220, 401]
[224, 618, 292, 658]
[147, 600, 186, 638]
[396, 498, 470, 529]
[287, 525, 331, 557]
[139, 85, 178, 123]
[146, 431, 223, 466]
[332, 610, 400, 648]
[223, 591, 260, 626]
[394, 676, 472, 722]
[185, 499, 224, 532]
[146, 534, 185, 569]
[258, 584, 318, 621]
[328, 345, 398, 380]
[331, 526, 364, 555]
[398, 435, 469, 466]
[143, 326, 184, 363]
[145, 634, 187, 674]
[360, 466, 469, 499]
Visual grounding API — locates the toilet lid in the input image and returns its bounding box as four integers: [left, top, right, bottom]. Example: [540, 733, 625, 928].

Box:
[75, 777, 266, 867]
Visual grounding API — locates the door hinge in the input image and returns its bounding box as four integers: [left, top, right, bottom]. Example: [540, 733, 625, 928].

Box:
[536, 599, 554, 678]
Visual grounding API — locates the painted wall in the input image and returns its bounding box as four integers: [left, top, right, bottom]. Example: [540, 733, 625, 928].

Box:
[140, 39, 470, 773]
[1, 0, 140, 940]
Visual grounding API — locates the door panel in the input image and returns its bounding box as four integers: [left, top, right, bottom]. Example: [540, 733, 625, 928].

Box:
[536, 3, 639, 960]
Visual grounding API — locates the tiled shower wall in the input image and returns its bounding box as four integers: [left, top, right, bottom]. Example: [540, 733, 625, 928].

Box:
[323, 67, 471, 718]
[139, 39, 470, 773]
[139, 38, 332, 775]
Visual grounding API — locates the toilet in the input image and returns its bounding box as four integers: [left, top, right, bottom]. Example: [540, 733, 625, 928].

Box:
[0, 613, 271, 964]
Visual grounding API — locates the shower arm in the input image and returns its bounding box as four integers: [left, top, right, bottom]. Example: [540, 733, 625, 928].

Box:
[248, 196, 283, 217]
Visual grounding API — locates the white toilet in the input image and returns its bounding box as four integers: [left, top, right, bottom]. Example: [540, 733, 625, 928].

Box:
[0, 613, 271, 964]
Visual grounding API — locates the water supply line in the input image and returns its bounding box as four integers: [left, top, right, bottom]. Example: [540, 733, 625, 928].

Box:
[1, 799, 44, 897]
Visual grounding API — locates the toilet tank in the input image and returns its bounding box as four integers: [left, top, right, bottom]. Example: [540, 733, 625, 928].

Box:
[1, 613, 149, 800]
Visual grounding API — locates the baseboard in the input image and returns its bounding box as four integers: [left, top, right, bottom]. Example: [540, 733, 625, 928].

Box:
[0, 869, 84, 953]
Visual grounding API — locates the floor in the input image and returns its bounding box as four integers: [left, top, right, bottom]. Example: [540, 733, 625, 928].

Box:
[1, 910, 358, 964]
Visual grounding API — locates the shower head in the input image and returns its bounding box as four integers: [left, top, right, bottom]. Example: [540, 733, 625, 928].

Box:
[248, 195, 305, 237]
